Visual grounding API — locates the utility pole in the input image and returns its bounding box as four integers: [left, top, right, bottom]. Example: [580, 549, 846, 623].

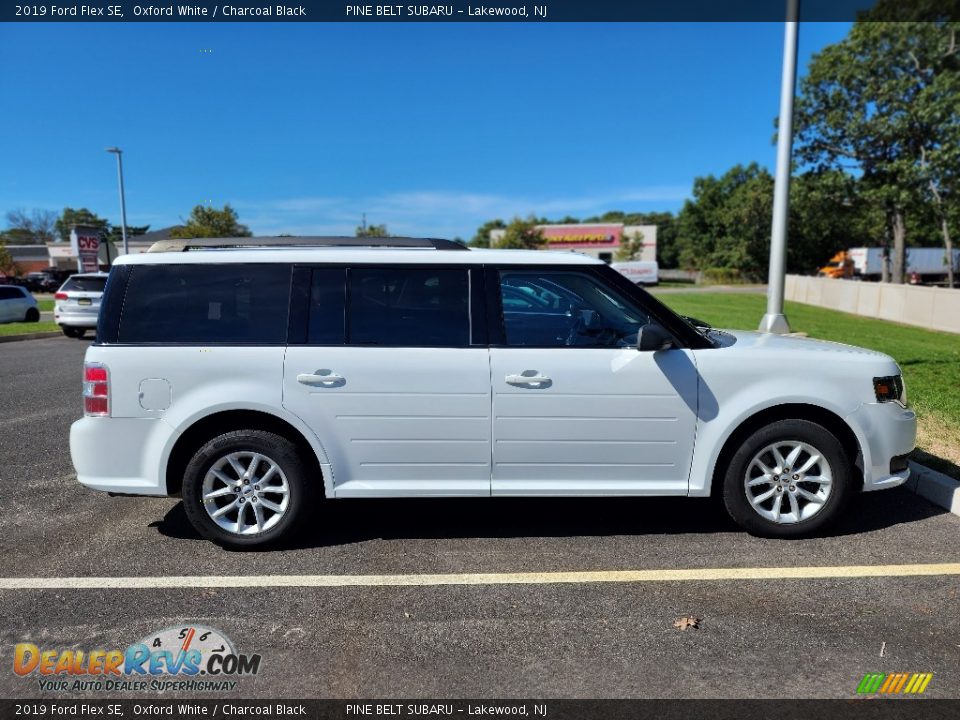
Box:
[759, 0, 799, 334]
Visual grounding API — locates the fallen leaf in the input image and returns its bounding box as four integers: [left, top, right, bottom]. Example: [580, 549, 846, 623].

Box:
[673, 615, 701, 631]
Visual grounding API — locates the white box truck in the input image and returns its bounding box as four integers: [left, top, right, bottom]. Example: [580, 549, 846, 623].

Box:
[825, 247, 960, 282]
[611, 260, 659, 286]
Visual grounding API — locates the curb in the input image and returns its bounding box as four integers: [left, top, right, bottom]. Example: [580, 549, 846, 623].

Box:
[0, 331, 62, 344]
[907, 461, 960, 516]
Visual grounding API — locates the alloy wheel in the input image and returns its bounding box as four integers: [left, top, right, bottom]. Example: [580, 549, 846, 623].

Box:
[742, 441, 833, 524]
[201, 451, 290, 535]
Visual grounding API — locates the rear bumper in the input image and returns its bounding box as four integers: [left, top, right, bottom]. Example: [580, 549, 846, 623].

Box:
[55, 312, 99, 328]
[846, 402, 917, 492]
[70, 416, 172, 495]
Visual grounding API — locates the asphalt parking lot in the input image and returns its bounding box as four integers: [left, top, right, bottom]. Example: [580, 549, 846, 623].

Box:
[2, 337, 959, 700]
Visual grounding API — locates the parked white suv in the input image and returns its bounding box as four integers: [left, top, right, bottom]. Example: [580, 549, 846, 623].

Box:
[55, 273, 108, 338]
[70, 237, 916, 548]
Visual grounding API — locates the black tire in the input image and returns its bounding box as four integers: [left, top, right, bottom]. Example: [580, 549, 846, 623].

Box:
[182, 429, 315, 549]
[61, 326, 85, 338]
[722, 419, 854, 538]
[24, 307, 40, 322]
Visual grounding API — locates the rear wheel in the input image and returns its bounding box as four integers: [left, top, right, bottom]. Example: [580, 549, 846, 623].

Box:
[722, 419, 854, 538]
[24, 308, 39, 322]
[61, 326, 85, 338]
[182, 429, 315, 549]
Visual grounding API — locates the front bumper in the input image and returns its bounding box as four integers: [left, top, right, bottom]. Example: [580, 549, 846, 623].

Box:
[845, 401, 917, 492]
[70, 416, 171, 495]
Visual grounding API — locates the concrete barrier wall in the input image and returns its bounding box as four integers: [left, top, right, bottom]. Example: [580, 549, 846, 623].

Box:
[785, 275, 960, 334]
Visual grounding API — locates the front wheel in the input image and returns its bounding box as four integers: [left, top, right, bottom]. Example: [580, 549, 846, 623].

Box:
[182, 429, 315, 549]
[24, 307, 40, 322]
[722, 419, 854, 538]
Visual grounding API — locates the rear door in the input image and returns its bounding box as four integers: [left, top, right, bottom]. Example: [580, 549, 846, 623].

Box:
[282, 265, 492, 497]
[488, 267, 699, 495]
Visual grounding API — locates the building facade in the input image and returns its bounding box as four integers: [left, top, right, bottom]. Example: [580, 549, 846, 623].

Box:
[489, 223, 657, 263]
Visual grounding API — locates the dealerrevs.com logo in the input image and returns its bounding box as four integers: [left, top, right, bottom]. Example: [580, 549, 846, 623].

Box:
[13, 625, 261, 693]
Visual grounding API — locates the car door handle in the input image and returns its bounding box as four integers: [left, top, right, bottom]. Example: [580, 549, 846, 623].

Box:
[505, 373, 551, 387]
[297, 372, 345, 386]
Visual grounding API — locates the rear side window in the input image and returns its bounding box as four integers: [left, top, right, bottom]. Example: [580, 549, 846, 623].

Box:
[118, 264, 291, 344]
[348, 267, 469, 346]
[62, 276, 107, 293]
[0, 287, 21, 300]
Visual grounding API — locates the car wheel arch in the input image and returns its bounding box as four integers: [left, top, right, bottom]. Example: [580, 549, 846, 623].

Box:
[707, 403, 864, 498]
[164, 409, 328, 497]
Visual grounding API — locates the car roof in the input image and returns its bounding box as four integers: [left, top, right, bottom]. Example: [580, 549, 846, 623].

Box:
[114, 237, 604, 267]
[68, 273, 110, 278]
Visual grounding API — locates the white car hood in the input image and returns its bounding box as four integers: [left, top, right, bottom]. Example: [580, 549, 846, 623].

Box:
[712, 329, 892, 360]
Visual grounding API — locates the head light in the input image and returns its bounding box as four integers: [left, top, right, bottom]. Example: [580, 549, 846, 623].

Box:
[874, 375, 906, 406]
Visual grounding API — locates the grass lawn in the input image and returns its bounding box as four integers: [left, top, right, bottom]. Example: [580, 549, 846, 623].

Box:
[0, 321, 59, 337]
[658, 292, 960, 477]
[38, 299, 54, 311]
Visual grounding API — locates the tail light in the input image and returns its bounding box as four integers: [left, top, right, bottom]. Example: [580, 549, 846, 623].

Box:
[83, 363, 110, 416]
[55, 292, 68, 300]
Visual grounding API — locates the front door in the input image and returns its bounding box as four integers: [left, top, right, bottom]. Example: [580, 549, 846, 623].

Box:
[283, 265, 491, 497]
[489, 268, 699, 495]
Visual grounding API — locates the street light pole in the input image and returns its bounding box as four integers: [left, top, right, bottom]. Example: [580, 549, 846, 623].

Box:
[759, 0, 799, 334]
[106, 147, 129, 255]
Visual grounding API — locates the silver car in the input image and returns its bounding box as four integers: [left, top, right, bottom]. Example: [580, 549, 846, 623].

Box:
[54, 273, 108, 339]
[0, 285, 40, 324]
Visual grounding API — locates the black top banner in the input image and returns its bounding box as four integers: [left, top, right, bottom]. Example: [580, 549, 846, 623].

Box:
[5, 0, 960, 23]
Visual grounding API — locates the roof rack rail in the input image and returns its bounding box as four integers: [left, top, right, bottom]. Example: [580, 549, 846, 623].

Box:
[147, 236, 469, 253]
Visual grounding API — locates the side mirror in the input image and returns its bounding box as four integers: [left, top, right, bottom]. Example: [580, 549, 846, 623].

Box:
[637, 322, 674, 352]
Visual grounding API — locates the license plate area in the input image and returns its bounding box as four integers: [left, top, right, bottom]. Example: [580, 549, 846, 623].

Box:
[78, 298, 92, 306]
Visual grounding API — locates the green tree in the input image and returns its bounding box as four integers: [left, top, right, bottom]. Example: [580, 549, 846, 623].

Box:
[492, 216, 545, 250]
[786, 171, 873, 273]
[355, 223, 390, 237]
[614, 229, 645, 261]
[469, 219, 506, 247]
[4, 208, 58, 244]
[0, 228, 35, 245]
[55, 208, 109, 242]
[676, 164, 774, 280]
[105, 224, 150, 245]
[169, 204, 251, 239]
[793, 17, 960, 283]
[0, 242, 15, 275]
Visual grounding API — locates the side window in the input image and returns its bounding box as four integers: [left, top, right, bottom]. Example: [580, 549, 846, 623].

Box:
[307, 267, 346, 344]
[118, 264, 291, 344]
[499, 271, 649, 348]
[348, 267, 469, 346]
[0, 287, 19, 300]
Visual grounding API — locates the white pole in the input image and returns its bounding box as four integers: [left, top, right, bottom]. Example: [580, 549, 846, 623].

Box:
[116, 151, 129, 256]
[759, 0, 799, 334]
[106, 147, 129, 255]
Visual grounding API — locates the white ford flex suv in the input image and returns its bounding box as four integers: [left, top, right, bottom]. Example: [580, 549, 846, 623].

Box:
[70, 237, 917, 548]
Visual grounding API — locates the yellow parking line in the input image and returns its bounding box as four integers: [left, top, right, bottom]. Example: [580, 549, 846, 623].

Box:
[1, 563, 959, 590]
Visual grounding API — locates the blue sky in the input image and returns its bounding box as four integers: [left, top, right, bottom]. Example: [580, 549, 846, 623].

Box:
[0, 22, 851, 240]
